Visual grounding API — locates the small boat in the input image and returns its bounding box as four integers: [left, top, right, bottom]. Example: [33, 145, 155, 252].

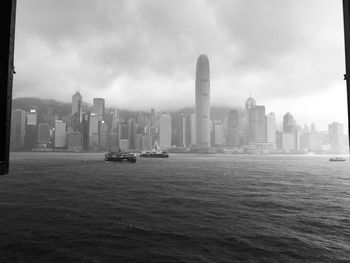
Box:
[140, 150, 169, 158]
[105, 151, 137, 163]
[329, 157, 346, 162]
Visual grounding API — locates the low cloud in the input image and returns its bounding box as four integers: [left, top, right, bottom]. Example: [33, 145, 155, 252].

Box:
[13, 0, 347, 129]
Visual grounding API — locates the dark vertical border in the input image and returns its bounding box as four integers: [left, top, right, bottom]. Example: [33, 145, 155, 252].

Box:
[343, 0, 350, 154]
[0, 0, 17, 175]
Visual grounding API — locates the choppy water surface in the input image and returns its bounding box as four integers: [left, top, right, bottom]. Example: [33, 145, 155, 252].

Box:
[1, 153, 350, 262]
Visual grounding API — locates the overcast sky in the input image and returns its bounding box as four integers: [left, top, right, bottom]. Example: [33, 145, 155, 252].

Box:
[14, 0, 348, 131]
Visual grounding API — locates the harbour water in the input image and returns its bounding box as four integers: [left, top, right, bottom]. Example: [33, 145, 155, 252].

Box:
[0, 153, 349, 262]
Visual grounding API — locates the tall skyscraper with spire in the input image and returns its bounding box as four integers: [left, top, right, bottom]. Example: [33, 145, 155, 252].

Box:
[72, 92, 82, 122]
[195, 54, 210, 149]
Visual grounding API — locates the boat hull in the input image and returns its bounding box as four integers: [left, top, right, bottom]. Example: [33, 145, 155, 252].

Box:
[105, 152, 137, 163]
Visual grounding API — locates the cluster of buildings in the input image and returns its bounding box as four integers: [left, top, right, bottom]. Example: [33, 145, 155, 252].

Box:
[10, 55, 349, 154]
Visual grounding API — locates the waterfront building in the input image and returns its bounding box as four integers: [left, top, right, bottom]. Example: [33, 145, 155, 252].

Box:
[195, 54, 210, 149]
[128, 119, 136, 150]
[300, 132, 316, 151]
[283, 112, 296, 133]
[144, 135, 153, 151]
[89, 114, 99, 150]
[227, 110, 240, 147]
[99, 121, 108, 151]
[92, 98, 105, 121]
[54, 120, 66, 148]
[37, 123, 50, 146]
[81, 112, 90, 151]
[245, 96, 256, 143]
[252, 106, 266, 143]
[10, 109, 26, 151]
[67, 132, 82, 151]
[72, 91, 82, 124]
[150, 108, 156, 127]
[107, 110, 120, 151]
[266, 112, 277, 144]
[328, 122, 344, 151]
[25, 109, 38, 150]
[281, 132, 295, 151]
[27, 109, 37, 126]
[135, 134, 145, 151]
[119, 139, 129, 151]
[160, 114, 172, 149]
[190, 114, 197, 146]
[214, 122, 224, 146]
[171, 113, 186, 147]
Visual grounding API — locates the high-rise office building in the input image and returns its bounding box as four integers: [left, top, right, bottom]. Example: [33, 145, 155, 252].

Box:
[108, 110, 120, 151]
[54, 120, 66, 147]
[160, 114, 172, 149]
[67, 132, 82, 151]
[300, 132, 316, 151]
[72, 91, 82, 123]
[10, 109, 26, 151]
[328, 122, 344, 150]
[38, 123, 50, 145]
[281, 132, 295, 151]
[120, 119, 129, 140]
[129, 119, 136, 150]
[253, 106, 266, 142]
[245, 96, 256, 143]
[283, 112, 296, 133]
[150, 108, 156, 127]
[244, 97, 266, 144]
[27, 109, 37, 126]
[214, 122, 224, 146]
[227, 110, 240, 147]
[92, 98, 105, 121]
[171, 113, 186, 147]
[25, 109, 38, 150]
[190, 114, 197, 146]
[266, 112, 277, 143]
[195, 54, 210, 149]
[89, 113, 99, 149]
[99, 121, 108, 150]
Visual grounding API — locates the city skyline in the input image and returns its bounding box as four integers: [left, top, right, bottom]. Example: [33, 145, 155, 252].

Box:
[13, 0, 348, 131]
[10, 84, 349, 154]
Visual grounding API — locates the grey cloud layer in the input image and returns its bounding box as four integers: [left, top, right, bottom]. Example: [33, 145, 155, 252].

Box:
[14, 0, 346, 126]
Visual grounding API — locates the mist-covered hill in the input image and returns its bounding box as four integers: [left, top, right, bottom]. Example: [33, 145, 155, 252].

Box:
[12, 97, 243, 121]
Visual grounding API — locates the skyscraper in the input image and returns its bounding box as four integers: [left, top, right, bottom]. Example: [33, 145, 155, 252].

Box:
[54, 120, 66, 148]
[150, 108, 156, 127]
[244, 97, 266, 144]
[328, 122, 344, 150]
[227, 110, 240, 147]
[160, 114, 172, 149]
[245, 97, 256, 143]
[25, 109, 38, 150]
[253, 106, 266, 142]
[171, 113, 186, 147]
[89, 114, 99, 149]
[195, 54, 210, 149]
[190, 114, 197, 146]
[72, 91, 82, 122]
[92, 98, 105, 121]
[10, 109, 26, 151]
[38, 123, 50, 146]
[214, 122, 224, 146]
[283, 112, 296, 133]
[266, 112, 277, 143]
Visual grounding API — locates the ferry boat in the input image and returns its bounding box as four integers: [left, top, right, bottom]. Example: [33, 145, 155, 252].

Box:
[105, 151, 137, 163]
[329, 157, 346, 162]
[140, 150, 169, 158]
